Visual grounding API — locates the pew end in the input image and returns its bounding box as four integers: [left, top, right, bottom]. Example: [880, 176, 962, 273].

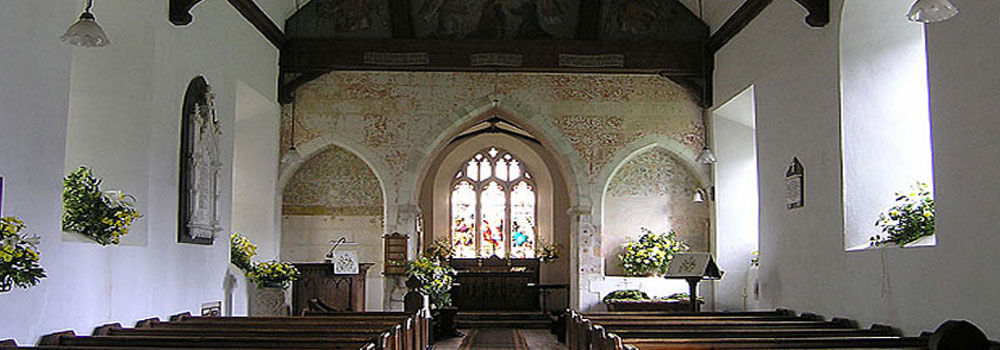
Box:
[37, 331, 75, 346]
[929, 320, 990, 350]
[829, 317, 858, 328]
[134, 317, 161, 328]
[168, 312, 192, 322]
[91, 323, 123, 336]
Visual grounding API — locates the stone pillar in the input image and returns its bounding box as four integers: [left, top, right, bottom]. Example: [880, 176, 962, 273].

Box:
[568, 204, 600, 311]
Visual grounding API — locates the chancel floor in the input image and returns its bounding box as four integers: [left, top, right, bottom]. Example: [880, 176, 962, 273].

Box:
[433, 328, 564, 350]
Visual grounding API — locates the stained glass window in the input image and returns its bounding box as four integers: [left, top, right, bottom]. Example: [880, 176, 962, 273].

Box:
[449, 147, 537, 259]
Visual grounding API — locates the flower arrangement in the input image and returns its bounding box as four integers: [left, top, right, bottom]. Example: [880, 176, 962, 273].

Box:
[602, 289, 649, 302]
[619, 227, 689, 277]
[870, 182, 935, 247]
[0, 217, 46, 291]
[406, 255, 456, 308]
[247, 260, 301, 289]
[535, 239, 560, 263]
[230, 232, 257, 272]
[62, 166, 141, 245]
[424, 238, 453, 262]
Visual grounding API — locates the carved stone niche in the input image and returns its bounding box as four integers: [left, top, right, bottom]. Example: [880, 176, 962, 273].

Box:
[178, 76, 223, 245]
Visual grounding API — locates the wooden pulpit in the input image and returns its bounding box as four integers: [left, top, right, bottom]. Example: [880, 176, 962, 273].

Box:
[292, 262, 372, 315]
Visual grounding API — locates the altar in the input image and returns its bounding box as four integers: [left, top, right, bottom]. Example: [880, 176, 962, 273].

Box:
[449, 258, 539, 311]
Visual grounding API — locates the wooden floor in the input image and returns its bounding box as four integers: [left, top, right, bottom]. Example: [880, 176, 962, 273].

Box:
[433, 328, 565, 350]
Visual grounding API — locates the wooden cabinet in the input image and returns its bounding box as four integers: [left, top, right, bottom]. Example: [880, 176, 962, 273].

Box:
[291, 263, 372, 315]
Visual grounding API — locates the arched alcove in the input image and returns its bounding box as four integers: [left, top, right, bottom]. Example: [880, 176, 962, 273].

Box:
[280, 144, 386, 310]
[601, 147, 710, 276]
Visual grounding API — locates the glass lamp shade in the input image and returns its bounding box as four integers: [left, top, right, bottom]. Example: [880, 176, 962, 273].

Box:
[906, 0, 958, 23]
[61, 12, 110, 47]
[695, 146, 717, 164]
[284, 146, 302, 163]
[693, 190, 705, 203]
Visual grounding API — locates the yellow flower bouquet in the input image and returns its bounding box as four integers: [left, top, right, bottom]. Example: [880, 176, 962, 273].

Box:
[62, 166, 141, 245]
[619, 227, 689, 276]
[247, 260, 300, 289]
[0, 217, 46, 292]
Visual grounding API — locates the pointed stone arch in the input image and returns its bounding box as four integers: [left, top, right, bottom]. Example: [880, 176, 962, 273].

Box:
[407, 94, 589, 211]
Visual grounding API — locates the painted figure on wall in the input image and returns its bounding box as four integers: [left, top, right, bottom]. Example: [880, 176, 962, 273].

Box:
[316, 0, 379, 33]
[540, 0, 565, 25]
[609, 0, 663, 34]
[471, 0, 510, 39]
[419, 0, 473, 38]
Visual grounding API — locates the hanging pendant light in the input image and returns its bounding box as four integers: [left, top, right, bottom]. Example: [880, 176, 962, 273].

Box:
[906, 0, 958, 23]
[695, 146, 716, 164]
[61, 0, 111, 47]
[695, 0, 716, 165]
[283, 0, 303, 164]
[693, 188, 706, 203]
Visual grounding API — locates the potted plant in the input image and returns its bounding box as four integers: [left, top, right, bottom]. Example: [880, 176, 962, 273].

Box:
[406, 255, 459, 339]
[247, 260, 301, 289]
[535, 239, 560, 263]
[230, 232, 257, 272]
[62, 166, 141, 245]
[870, 182, 935, 247]
[0, 217, 46, 293]
[619, 228, 689, 276]
[424, 239, 453, 263]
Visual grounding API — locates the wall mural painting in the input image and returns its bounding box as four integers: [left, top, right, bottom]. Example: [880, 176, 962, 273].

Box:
[412, 0, 579, 40]
[600, 0, 705, 42]
[282, 72, 704, 189]
[288, 0, 392, 39]
[283, 146, 383, 216]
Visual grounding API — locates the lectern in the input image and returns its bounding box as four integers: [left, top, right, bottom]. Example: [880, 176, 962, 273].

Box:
[292, 262, 372, 314]
[663, 253, 723, 312]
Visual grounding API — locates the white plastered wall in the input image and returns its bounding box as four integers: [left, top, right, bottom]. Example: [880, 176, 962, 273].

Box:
[0, 0, 281, 343]
[712, 0, 1000, 337]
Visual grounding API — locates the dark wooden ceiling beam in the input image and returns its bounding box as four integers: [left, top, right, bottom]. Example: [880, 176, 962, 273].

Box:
[281, 39, 702, 76]
[793, 0, 830, 27]
[169, 0, 204, 26]
[706, 0, 774, 54]
[227, 0, 285, 49]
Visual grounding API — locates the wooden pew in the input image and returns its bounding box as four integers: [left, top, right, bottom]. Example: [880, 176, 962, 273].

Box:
[567, 309, 852, 350]
[573, 310, 995, 350]
[166, 310, 428, 350]
[37, 330, 377, 349]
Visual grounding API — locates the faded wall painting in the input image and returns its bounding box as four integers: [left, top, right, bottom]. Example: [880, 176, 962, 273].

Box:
[282, 72, 704, 187]
[283, 145, 383, 216]
[600, 0, 705, 42]
[603, 147, 709, 276]
[286, 0, 392, 39]
[411, 0, 579, 39]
